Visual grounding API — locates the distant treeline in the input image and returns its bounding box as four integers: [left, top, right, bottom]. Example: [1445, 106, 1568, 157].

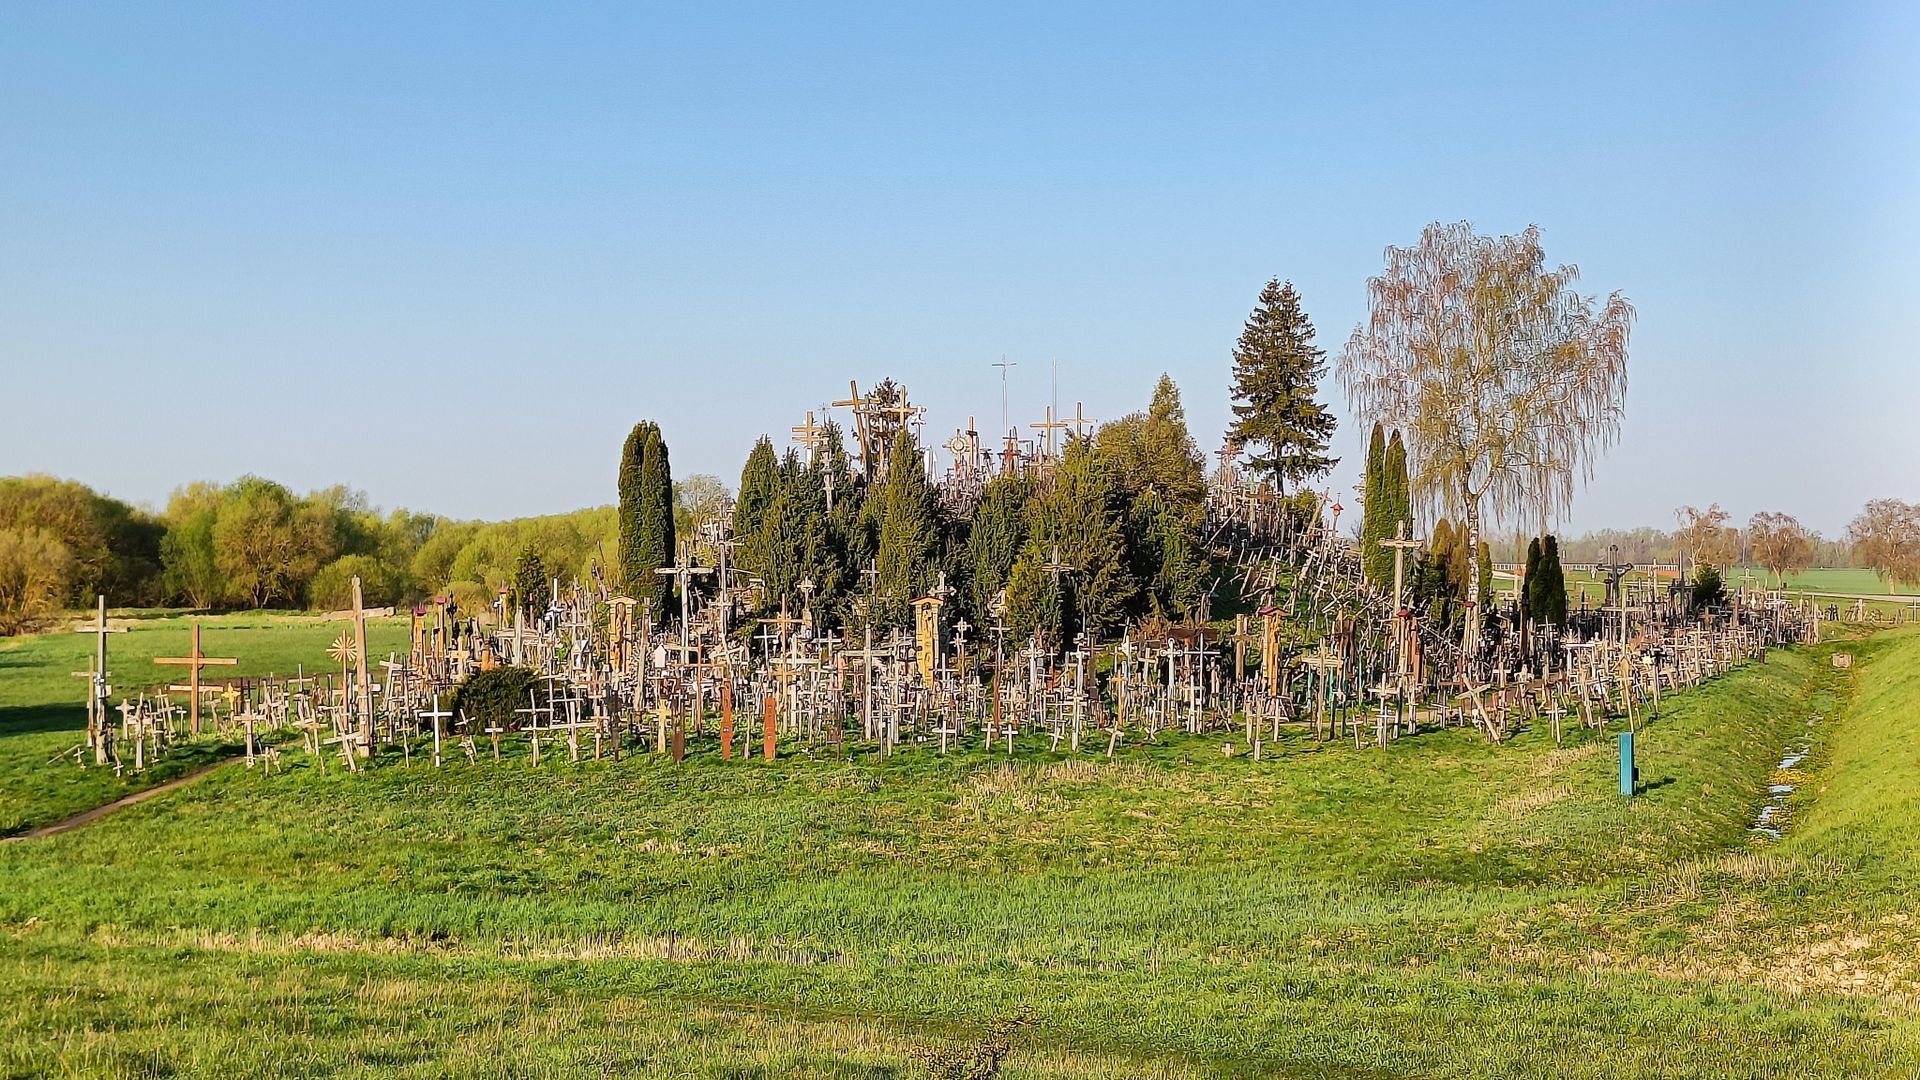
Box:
[1490, 527, 1852, 568]
[0, 473, 717, 632]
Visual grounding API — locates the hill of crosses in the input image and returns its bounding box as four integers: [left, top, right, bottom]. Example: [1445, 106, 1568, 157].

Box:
[56, 270, 1810, 780]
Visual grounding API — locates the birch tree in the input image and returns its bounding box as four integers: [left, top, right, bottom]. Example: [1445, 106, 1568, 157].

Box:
[1337, 222, 1633, 652]
[1847, 499, 1920, 593]
[1746, 511, 1813, 587]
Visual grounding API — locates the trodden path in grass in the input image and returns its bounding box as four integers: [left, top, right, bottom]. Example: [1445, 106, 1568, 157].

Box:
[0, 757, 234, 842]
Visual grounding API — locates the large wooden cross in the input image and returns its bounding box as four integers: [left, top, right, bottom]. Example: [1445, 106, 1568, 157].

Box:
[790, 410, 825, 459]
[154, 623, 237, 737]
[656, 555, 714, 658]
[1029, 405, 1071, 458]
[1064, 401, 1097, 440]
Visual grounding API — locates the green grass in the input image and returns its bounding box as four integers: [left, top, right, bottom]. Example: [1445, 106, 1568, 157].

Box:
[0, 612, 408, 835]
[2, 614, 1920, 1076]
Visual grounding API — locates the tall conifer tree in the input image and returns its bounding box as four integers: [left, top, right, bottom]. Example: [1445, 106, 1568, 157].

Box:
[636, 425, 675, 621]
[1226, 279, 1339, 493]
[1384, 430, 1411, 544]
[873, 431, 940, 628]
[617, 422, 654, 594]
[1361, 423, 1388, 586]
[733, 437, 780, 584]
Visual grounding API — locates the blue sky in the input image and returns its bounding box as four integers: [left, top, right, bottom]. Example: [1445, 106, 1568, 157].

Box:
[2, 3, 1914, 536]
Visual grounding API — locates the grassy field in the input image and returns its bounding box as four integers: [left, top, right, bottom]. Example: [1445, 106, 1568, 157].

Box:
[0, 612, 409, 835]
[2, 614, 1919, 1076]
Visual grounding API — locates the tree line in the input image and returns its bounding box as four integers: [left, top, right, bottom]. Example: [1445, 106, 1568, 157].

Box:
[0, 472, 728, 633]
[606, 373, 1222, 651]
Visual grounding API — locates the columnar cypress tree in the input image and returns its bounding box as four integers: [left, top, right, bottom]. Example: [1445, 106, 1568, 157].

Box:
[1361, 423, 1388, 587]
[1384, 430, 1411, 547]
[732, 437, 780, 580]
[1226, 279, 1339, 494]
[873, 431, 940, 628]
[636, 425, 675, 621]
[1522, 536, 1543, 621]
[1415, 518, 1458, 630]
[1538, 535, 1568, 626]
[616, 422, 654, 594]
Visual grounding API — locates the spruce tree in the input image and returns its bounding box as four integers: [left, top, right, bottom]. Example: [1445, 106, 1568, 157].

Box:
[1010, 436, 1134, 648]
[636, 425, 675, 621]
[967, 473, 1032, 623]
[1361, 423, 1388, 587]
[510, 544, 548, 616]
[1226, 279, 1339, 493]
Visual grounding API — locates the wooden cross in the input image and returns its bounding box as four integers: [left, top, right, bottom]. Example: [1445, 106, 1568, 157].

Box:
[418, 693, 454, 767]
[154, 623, 238, 737]
[656, 554, 714, 657]
[1029, 405, 1071, 458]
[72, 595, 125, 764]
[790, 410, 825, 459]
[1065, 401, 1097, 439]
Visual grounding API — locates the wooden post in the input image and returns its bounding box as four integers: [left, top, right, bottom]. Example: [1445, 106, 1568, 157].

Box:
[351, 576, 374, 755]
[762, 693, 777, 761]
[719, 682, 735, 760]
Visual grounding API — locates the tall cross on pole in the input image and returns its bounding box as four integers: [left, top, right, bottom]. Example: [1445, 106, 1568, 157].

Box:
[790, 410, 825, 462]
[656, 555, 714, 660]
[1030, 406, 1071, 460]
[993, 356, 1017, 449]
[72, 594, 125, 764]
[154, 623, 238, 738]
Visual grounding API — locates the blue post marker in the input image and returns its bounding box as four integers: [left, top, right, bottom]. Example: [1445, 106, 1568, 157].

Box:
[1619, 731, 1636, 796]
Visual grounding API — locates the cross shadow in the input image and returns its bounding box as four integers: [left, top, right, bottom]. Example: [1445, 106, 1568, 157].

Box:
[1637, 775, 1676, 794]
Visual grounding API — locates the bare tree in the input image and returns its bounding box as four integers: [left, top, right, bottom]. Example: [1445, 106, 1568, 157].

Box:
[1674, 503, 1737, 582]
[1746, 511, 1813, 587]
[1337, 222, 1633, 651]
[1847, 499, 1920, 593]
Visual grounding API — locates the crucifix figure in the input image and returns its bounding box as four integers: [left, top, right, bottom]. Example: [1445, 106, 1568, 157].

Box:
[154, 623, 238, 738]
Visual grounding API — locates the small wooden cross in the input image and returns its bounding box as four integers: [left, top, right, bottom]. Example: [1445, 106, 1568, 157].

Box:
[418, 693, 454, 767]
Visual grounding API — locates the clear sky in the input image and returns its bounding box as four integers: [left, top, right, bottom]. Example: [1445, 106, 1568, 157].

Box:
[3, 3, 1914, 537]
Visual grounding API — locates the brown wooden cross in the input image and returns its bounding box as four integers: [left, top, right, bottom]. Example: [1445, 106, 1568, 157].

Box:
[1029, 405, 1071, 458]
[1065, 401, 1097, 440]
[154, 623, 238, 737]
[790, 410, 825, 458]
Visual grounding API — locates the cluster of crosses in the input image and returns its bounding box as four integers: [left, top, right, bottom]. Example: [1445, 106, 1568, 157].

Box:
[60, 408, 1819, 775]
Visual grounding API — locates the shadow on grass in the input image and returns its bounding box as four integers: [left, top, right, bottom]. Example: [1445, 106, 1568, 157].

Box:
[0, 705, 83, 738]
